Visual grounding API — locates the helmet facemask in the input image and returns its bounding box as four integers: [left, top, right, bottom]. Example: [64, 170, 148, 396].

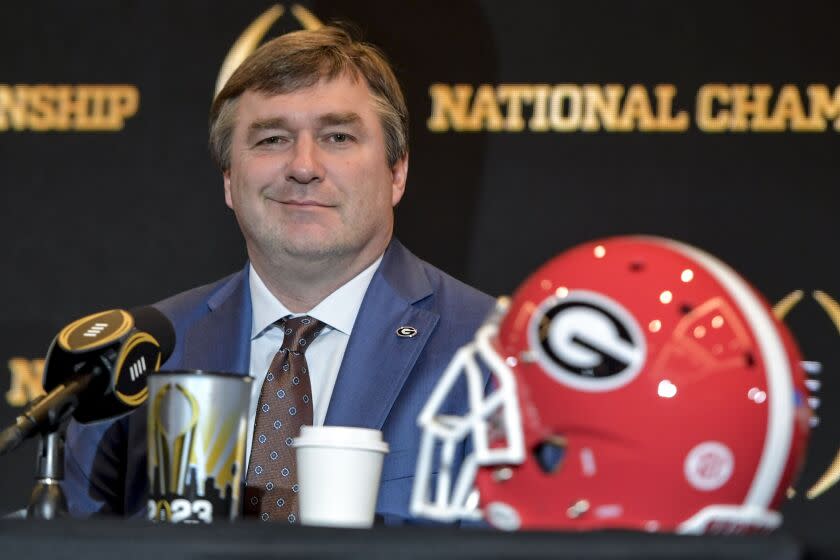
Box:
[411, 299, 525, 523]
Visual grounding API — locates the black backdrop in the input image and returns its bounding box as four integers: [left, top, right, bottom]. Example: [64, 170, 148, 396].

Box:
[0, 1, 837, 553]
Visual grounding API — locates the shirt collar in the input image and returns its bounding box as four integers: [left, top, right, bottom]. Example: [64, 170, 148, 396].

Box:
[249, 254, 384, 339]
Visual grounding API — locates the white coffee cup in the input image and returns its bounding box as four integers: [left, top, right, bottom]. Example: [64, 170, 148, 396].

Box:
[293, 426, 389, 528]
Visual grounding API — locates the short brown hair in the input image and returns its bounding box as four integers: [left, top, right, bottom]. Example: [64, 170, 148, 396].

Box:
[209, 25, 409, 171]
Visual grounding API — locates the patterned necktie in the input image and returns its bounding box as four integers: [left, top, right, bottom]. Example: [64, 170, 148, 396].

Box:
[244, 315, 324, 523]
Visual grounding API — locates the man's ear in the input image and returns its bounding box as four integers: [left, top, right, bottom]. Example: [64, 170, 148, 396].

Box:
[223, 169, 233, 209]
[390, 153, 409, 207]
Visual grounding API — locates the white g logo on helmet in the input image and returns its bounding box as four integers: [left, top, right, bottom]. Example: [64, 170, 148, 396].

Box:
[529, 290, 646, 391]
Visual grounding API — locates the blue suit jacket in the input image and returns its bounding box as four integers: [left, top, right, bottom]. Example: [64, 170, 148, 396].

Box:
[63, 239, 494, 522]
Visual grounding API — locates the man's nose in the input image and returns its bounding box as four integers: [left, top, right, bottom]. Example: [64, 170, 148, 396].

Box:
[286, 136, 324, 184]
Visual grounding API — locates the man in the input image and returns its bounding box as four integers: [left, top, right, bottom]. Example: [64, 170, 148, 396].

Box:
[63, 26, 494, 523]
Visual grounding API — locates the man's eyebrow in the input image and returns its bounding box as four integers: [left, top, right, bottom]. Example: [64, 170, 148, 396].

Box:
[249, 117, 290, 132]
[317, 112, 362, 127]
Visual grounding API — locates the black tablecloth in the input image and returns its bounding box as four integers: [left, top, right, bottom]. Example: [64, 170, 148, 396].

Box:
[0, 519, 812, 560]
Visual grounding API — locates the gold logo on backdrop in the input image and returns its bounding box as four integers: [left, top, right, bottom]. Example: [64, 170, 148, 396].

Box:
[428, 83, 840, 133]
[773, 290, 840, 500]
[215, 4, 323, 96]
[0, 85, 139, 132]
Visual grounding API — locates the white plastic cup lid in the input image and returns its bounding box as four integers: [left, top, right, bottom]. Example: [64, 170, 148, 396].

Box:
[293, 425, 389, 454]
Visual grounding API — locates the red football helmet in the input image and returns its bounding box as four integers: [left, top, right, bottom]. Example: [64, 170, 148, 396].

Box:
[411, 236, 810, 533]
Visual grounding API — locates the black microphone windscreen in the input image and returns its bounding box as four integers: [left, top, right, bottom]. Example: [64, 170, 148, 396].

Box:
[130, 306, 175, 362]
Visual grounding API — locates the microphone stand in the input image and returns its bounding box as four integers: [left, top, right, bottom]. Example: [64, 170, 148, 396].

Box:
[26, 422, 69, 519]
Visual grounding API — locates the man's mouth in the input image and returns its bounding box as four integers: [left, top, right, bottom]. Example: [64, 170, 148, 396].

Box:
[282, 199, 331, 206]
[266, 196, 334, 208]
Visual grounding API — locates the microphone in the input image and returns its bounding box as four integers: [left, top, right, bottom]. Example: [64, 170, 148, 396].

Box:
[0, 307, 175, 456]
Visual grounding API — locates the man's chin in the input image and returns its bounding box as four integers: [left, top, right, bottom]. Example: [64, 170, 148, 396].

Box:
[272, 238, 352, 261]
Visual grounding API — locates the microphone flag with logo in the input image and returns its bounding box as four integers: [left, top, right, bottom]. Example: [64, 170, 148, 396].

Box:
[0, 307, 175, 456]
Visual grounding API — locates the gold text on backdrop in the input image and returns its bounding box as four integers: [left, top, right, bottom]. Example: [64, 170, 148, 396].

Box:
[5, 358, 45, 407]
[0, 85, 139, 132]
[429, 83, 840, 133]
[428, 84, 688, 132]
[697, 85, 840, 132]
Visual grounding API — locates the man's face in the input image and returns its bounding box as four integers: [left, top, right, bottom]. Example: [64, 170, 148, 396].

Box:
[223, 73, 407, 267]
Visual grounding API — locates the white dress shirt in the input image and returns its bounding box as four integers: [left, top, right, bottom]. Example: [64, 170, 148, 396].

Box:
[244, 255, 383, 463]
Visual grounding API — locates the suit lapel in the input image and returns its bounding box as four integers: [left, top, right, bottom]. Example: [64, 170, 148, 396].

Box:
[325, 240, 438, 429]
[182, 268, 252, 375]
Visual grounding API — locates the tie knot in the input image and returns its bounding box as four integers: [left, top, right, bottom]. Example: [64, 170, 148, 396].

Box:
[278, 316, 324, 354]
